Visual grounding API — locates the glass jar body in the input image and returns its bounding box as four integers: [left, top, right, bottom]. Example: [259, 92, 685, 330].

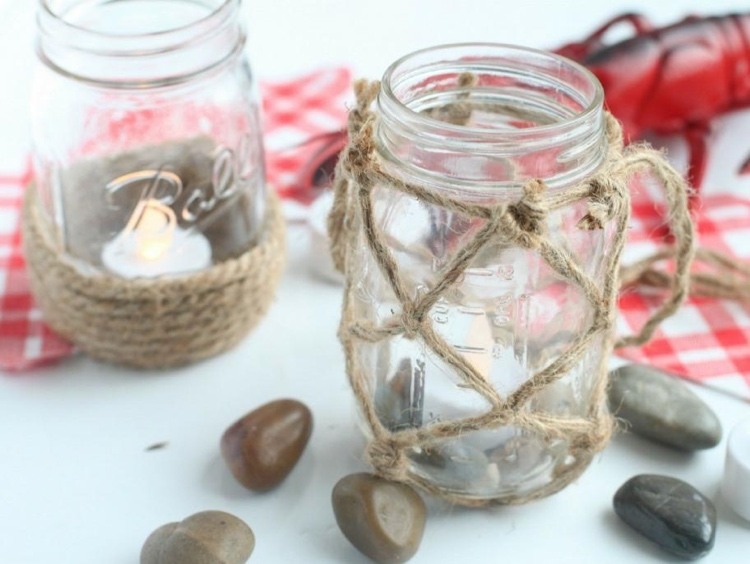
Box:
[349, 45, 614, 502]
[31, 0, 265, 278]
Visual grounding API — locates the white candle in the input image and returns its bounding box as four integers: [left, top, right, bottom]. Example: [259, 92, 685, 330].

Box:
[723, 417, 750, 521]
[101, 198, 211, 279]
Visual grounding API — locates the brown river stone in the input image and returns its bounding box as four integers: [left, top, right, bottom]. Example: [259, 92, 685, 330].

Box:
[221, 399, 313, 491]
[140, 510, 254, 564]
[332, 473, 426, 563]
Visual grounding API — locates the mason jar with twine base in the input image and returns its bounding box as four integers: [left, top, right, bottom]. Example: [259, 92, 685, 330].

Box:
[24, 0, 285, 368]
[329, 44, 695, 506]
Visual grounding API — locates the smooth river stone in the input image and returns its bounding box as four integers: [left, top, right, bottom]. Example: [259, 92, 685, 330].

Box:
[608, 365, 721, 450]
[221, 399, 313, 491]
[332, 473, 426, 564]
[614, 475, 716, 560]
[141, 510, 255, 564]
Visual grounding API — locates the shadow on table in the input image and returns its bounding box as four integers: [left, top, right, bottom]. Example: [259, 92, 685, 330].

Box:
[201, 448, 318, 502]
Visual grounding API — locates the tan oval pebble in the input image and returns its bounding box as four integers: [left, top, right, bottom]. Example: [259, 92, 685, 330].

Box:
[221, 398, 313, 491]
[140, 510, 254, 564]
[332, 473, 426, 564]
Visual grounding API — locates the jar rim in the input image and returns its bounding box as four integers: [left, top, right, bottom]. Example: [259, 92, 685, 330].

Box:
[380, 42, 604, 144]
[376, 42, 608, 195]
[35, 0, 245, 88]
[38, 0, 237, 40]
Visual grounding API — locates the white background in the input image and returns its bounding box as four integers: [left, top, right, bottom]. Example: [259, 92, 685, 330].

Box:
[1, 1, 750, 563]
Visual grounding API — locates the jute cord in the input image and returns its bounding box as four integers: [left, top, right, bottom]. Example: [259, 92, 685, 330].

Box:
[329, 79, 697, 506]
[621, 247, 750, 302]
[22, 184, 286, 369]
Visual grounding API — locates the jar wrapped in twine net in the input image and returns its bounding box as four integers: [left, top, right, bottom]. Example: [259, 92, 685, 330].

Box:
[22, 185, 286, 369]
[328, 54, 696, 506]
[24, 0, 286, 369]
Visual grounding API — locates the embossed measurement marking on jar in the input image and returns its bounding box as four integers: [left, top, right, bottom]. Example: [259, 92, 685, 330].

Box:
[497, 264, 515, 281]
[429, 264, 523, 378]
[492, 292, 515, 326]
[432, 302, 450, 325]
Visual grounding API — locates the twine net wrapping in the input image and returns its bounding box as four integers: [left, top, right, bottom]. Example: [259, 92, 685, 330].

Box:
[22, 184, 286, 369]
[328, 80, 695, 506]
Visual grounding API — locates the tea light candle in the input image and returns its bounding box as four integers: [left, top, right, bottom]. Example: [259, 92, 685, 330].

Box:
[722, 417, 750, 521]
[101, 198, 211, 279]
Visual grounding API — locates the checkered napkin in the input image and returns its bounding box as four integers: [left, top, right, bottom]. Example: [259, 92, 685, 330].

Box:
[617, 181, 750, 401]
[0, 67, 352, 371]
[264, 68, 351, 203]
[0, 167, 74, 368]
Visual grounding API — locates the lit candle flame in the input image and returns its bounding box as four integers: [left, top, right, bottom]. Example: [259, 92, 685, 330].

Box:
[101, 169, 212, 278]
[124, 199, 178, 262]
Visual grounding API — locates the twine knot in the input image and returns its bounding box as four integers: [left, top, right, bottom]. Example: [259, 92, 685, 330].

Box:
[366, 438, 408, 482]
[400, 304, 424, 339]
[504, 179, 547, 247]
[571, 418, 614, 452]
[578, 178, 622, 230]
[343, 119, 376, 186]
[426, 72, 479, 126]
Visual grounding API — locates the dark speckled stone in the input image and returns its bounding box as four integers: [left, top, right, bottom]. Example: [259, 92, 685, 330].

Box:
[614, 474, 716, 560]
[608, 365, 721, 450]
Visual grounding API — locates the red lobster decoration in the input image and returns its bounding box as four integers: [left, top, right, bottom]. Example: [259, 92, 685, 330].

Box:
[555, 12, 750, 190]
[291, 13, 750, 204]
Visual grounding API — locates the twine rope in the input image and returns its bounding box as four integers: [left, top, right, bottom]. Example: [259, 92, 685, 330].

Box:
[621, 247, 750, 302]
[329, 79, 696, 506]
[22, 184, 286, 369]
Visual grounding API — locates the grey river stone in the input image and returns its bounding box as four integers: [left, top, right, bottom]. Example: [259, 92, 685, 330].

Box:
[608, 365, 721, 450]
[614, 474, 716, 560]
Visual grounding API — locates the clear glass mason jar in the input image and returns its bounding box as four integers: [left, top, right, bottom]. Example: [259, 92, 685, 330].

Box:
[351, 44, 614, 502]
[31, 0, 265, 278]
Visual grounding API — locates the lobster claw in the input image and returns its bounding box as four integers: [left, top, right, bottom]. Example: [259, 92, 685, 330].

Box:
[555, 13, 653, 62]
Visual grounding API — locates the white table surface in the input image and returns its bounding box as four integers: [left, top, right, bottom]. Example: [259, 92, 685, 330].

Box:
[1, 1, 750, 563]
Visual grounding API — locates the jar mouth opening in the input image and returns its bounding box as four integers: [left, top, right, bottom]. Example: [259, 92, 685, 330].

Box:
[39, 0, 236, 40]
[36, 0, 244, 87]
[376, 43, 607, 195]
[380, 42, 604, 144]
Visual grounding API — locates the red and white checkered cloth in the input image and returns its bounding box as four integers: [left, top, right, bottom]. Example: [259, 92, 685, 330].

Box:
[264, 68, 351, 203]
[0, 67, 352, 371]
[617, 182, 750, 401]
[1, 66, 750, 403]
[0, 166, 74, 368]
